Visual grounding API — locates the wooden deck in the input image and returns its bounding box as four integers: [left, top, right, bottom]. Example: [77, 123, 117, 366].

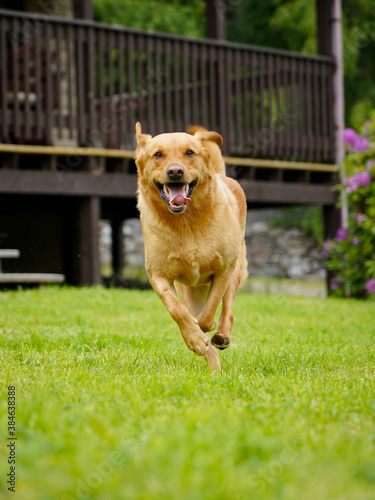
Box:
[0, 142, 337, 204]
[0, 143, 339, 172]
[0, 8, 336, 163]
[0, 8, 341, 286]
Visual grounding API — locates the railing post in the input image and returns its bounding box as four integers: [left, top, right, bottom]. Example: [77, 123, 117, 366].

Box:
[206, 0, 226, 40]
[317, 0, 345, 295]
[317, 0, 346, 225]
[73, 0, 93, 20]
[330, 0, 347, 230]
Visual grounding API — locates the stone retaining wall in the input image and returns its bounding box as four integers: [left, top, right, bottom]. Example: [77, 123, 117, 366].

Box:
[99, 209, 325, 280]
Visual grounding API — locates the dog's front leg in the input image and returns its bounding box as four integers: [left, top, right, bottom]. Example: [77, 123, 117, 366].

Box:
[149, 275, 210, 356]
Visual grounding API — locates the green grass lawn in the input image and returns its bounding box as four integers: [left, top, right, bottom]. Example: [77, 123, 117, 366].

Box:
[1, 286, 375, 500]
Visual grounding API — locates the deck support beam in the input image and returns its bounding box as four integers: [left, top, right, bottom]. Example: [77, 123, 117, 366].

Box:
[78, 196, 101, 286]
[111, 218, 124, 278]
[323, 204, 341, 294]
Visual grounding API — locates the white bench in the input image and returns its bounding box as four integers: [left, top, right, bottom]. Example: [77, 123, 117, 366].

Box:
[0, 249, 65, 284]
[0, 273, 65, 283]
[0, 249, 20, 272]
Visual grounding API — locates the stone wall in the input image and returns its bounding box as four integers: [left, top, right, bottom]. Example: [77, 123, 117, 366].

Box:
[245, 209, 324, 280]
[99, 208, 325, 281]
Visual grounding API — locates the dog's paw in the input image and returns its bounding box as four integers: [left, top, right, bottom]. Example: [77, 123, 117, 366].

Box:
[182, 322, 210, 356]
[211, 332, 230, 350]
[205, 345, 221, 372]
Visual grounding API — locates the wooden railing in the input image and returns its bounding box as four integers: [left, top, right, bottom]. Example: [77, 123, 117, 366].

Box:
[0, 9, 336, 163]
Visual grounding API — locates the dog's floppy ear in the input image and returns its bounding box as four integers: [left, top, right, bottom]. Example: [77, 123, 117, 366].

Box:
[135, 122, 151, 159]
[195, 130, 223, 147]
[187, 125, 223, 148]
[190, 127, 225, 175]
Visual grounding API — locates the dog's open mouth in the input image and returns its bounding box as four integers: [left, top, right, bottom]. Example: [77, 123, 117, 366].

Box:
[155, 180, 197, 213]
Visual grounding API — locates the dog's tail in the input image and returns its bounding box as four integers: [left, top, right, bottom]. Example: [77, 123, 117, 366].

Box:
[187, 125, 226, 176]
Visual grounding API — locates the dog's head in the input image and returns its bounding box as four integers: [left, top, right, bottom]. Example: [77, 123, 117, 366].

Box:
[135, 122, 223, 215]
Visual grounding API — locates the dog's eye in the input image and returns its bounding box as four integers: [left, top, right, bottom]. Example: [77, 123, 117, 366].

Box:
[154, 151, 163, 159]
[185, 149, 195, 157]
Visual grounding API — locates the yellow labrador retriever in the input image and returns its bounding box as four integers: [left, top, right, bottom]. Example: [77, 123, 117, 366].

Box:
[135, 122, 248, 371]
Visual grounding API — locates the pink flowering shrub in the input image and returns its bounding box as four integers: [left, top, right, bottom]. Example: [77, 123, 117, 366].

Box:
[342, 128, 370, 153]
[323, 112, 375, 298]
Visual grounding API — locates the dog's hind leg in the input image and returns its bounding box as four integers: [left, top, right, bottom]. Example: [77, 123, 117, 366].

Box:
[149, 275, 210, 357]
[174, 283, 210, 318]
[174, 282, 221, 371]
[211, 244, 248, 350]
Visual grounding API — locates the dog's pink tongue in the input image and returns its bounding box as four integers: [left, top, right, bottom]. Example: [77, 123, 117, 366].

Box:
[168, 185, 191, 205]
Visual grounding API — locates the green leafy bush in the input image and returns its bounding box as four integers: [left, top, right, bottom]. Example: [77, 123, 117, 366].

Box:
[93, 0, 205, 37]
[323, 112, 375, 298]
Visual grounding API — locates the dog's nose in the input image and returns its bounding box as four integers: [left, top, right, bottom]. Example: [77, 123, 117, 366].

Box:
[167, 165, 184, 181]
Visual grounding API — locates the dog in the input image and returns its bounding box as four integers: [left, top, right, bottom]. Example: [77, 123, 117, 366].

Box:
[134, 122, 248, 371]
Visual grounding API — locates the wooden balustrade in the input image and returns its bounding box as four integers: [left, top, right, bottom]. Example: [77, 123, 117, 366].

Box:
[0, 9, 336, 164]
